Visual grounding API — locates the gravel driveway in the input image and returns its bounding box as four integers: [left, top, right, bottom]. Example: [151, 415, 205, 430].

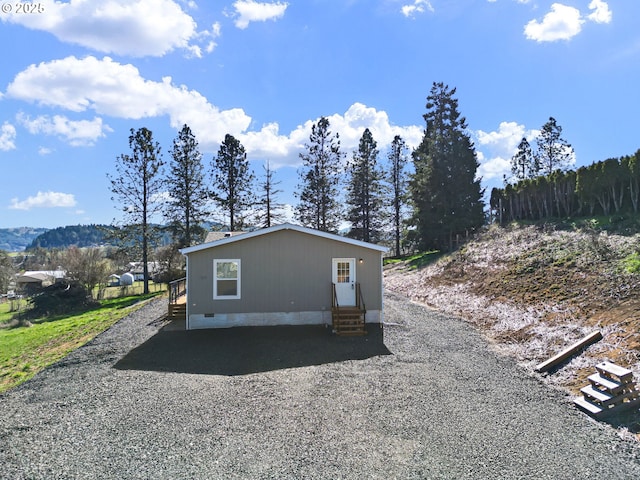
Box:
[1, 292, 639, 479]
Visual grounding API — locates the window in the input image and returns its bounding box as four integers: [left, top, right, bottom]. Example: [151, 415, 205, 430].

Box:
[336, 261, 350, 283]
[214, 259, 241, 299]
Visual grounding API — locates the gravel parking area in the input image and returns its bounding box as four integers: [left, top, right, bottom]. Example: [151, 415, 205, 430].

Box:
[1, 293, 639, 479]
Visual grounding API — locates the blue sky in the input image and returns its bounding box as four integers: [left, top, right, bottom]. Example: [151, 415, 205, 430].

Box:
[1, 0, 638, 229]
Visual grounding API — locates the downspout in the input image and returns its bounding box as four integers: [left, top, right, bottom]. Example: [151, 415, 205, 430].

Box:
[184, 253, 190, 330]
[380, 252, 384, 327]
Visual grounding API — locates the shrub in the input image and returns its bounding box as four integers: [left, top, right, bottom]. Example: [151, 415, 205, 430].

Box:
[27, 281, 99, 318]
[622, 252, 640, 274]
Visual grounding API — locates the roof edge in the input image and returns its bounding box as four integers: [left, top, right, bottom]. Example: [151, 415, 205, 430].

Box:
[180, 223, 388, 255]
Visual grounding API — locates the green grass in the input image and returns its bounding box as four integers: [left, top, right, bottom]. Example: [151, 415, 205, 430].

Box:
[385, 250, 441, 270]
[96, 281, 167, 299]
[0, 293, 162, 393]
[0, 299, 28, 323]
[405, 250, 441, 270]
[622, 252, 640, 274]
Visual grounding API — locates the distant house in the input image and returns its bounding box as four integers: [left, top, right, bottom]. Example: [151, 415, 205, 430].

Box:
[108, 274, 121, 287]
[16, 270, 66, 291]
[127, 262, 161, 281]
[178, 223, 388, 334]
[203, 231, 245, 243]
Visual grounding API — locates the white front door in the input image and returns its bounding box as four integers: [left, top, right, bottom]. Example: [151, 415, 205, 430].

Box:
[332, 258, 356, 306]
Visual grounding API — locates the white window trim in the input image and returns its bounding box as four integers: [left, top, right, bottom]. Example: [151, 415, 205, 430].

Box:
[213, 259, 241, 300]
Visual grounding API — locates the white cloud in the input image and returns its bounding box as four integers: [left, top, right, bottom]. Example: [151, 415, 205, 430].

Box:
[474, 121, 538, 181]
[1, 0, 209, 57]
[17, 113, 112, 146]
[524, 1, 612, 42]
[0, 122, 17, 151]
[10, 191, 77, 210]
[524, 3, 583, 42]
[5, 56, 251, 146]
[38, 147, 54, 155]
[185, 21, 222, 58]
[587, 0, 612, 24]
[401, 0, 434, 18]
[4, 56, 421, 168]
[231, 1, 288, 29]
[239, 103, 423, 168]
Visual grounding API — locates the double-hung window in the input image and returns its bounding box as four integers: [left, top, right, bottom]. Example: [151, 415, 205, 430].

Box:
[214, 259, 241, 299]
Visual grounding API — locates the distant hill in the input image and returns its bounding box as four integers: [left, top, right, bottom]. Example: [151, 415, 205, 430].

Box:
[3, 221, 237, 252]
[26, 225, 116, 250]
[0, 227, 49, 252]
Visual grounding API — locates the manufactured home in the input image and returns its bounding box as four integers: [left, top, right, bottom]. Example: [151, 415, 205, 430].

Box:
[177, 223, 387, 335]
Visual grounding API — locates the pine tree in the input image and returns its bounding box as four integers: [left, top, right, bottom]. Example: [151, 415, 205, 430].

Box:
[535, 117, 574, 176]
[211, 134, 255, 231]
[511, 137, 537, 180]
[256, 160, 285, 228]
[165, 124, 208, 247]
[346, 128, 385, 243]
[109, 127, 164, 294]
[409, 82, 484, 251]
[296, 117, 343, 232]
[388, 135, 409, 257]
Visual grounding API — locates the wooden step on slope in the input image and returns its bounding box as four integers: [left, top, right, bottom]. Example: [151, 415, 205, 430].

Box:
[574, 361, 640, 418]
[596, 361, 634, 383]
[588, 373, 625, 395]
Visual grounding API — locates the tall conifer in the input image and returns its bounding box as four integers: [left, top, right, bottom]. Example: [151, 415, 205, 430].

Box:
[211, 134, 255, 231]
[296, 117, 343, 232]
[409, 82, 484, 250]
[346, 128, 385, 243]
[165, 124, 208, 247]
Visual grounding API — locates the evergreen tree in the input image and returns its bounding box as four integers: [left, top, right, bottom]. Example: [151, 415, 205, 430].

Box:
[0, 250, 14, 294]
[511, 137, 537, 180]
[109, 127, 164, 294]
[211, 134, 255, 231]
[256, 160, 285, 228]
[409, 82, 484, 251]
[535, 117, 574, 176]
[296, 117, 343, 232]
[388, 135, 409, 257]
[165, 124, 209, 247]
[346, 128, 385, 243]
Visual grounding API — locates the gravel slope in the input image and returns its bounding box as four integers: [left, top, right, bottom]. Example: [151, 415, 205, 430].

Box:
[1, 293, 639, 479]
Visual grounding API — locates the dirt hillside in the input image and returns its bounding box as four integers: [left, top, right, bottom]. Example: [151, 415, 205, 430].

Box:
[384, 222, 640, 419]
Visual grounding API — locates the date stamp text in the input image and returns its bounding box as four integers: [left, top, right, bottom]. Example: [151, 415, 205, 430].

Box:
[1, 3, 45, 14]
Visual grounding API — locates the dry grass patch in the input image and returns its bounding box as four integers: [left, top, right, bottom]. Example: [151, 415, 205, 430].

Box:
[385, 222, 640, 437]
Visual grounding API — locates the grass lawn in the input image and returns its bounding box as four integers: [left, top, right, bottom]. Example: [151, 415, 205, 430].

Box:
[97, 281, 167, 299]
[0, 299, 28, 323]
[0, 293, 162, 394]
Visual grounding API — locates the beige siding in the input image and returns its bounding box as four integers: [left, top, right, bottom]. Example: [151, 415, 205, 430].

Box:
[186, 229, 383, 318]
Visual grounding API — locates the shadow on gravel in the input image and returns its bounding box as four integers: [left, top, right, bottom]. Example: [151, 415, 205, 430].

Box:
[114, 324, 391, 376]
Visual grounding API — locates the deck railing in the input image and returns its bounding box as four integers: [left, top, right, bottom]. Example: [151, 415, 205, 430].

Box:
[355, 283, 366, 313]
[169, 277, 186, 304]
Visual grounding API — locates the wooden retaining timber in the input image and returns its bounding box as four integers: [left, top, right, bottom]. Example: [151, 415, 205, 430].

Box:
[574, 361, 640, 418]
[534, 331, 603, 373]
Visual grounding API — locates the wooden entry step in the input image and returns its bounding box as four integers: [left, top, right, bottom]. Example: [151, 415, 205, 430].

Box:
[574, 361, 640, 418]
[332, 307, 366, 336]
[168, 303, 186, 321]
